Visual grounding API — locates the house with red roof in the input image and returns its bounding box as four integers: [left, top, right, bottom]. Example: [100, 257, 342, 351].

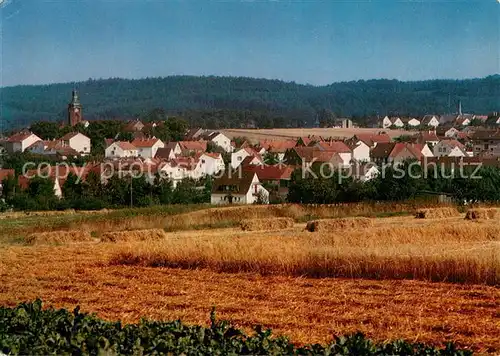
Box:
[105, 141, 138, 158]
[5, 131, 41, 153]
[352, 132, 391, 149]
[178, 141, 208, 155]
[210, 171, 269, 205]
[131, 137, 165, 159]
[371, 142, 432, 165]
[242, 164, 294, 198]
[433, 139, 467, 157]
[60, 132, 91, 155]
[345, 137, 370, 162]
[258, 139, 297, 160]
[123, 120, 145, 132]
[198, 152, 225, 176]
[412, 130, 440, 146]
[314, 140, 353, 166]
[231, 147, 262, 169]
[284, 146, 347, 170]
[158, 156, 203, 187]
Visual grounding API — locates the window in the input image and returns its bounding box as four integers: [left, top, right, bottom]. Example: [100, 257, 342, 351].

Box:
[238, 156, 242, 161]
[202, 159, 205, 164]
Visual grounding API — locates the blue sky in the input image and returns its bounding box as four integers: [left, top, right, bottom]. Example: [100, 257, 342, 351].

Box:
[0, 0, 498, 87]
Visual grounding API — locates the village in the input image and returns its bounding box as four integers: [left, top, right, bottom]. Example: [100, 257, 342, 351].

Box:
[0, 90, 499, 206]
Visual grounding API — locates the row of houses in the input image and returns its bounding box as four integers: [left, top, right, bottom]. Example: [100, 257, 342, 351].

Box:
[381, 113, 499, 129]
[1, 124, 500, 205]
[0, 131, 91, 157]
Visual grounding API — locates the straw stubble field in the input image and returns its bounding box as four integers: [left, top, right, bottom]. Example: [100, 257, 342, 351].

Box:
[0, 205, 499, 353]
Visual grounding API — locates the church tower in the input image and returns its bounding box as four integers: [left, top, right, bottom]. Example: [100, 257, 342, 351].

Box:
[68, 90, 83, 126]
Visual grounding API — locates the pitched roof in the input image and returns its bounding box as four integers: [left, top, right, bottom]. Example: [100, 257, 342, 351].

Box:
[290, 147, 338, 163]
[439, 115, 457, 125]
[471, 129, 500, 141]
[155, 147, 174, 160]
[185, 128, 205, 141]
[131, 138, 162, 148]
[60, 132, 83, 141]
[242, 164, 294, 181]
[353, 133, 391, 147]
[179, 141, 208, 151]
[413, 131, 439, 143]
[259, 139, 297, 152]
[439, 139, 466, 151]
[421, 115, 440, 125]
[114, 141, 137, 150]
[389, 143, 423, 160]
[165, 141, 180, 150]
[123, 120, 144, 132]
[370, 142, 396, 159]
[201, 152, 222, 159]
[241, 155, 264, 166]
[316, 140, 351, 153]
[7, 132, 35, 142]
[211, 171, 257, 194]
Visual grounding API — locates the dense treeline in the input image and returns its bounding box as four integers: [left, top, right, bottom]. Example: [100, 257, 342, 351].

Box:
[287, 162, 500, 204]
[2, 161, 499, 212]
[0, 300, 471, 355]
[1, 75, 499, 130]
[0, 173, 211, 212]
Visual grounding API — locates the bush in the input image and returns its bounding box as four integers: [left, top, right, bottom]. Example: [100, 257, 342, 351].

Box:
[0, 300, 472, 355]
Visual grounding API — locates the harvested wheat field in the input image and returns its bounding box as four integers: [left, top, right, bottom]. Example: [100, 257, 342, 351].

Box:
[99, 229, 167, 242]
[240, 217, 295, 231]
[222, 128, 408, 143]
[465, 208, 499, 220]
[1, 210, 499, 353]
[25, 230, 93, 245]
[305, 217, 373, 232]
[0, 240, 499, 353]
[415, 207, 461, 219]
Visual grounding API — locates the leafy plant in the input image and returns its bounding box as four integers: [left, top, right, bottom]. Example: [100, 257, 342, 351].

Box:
[0, 300, 473, 355]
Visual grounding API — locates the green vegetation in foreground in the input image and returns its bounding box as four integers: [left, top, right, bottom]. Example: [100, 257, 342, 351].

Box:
[0, 300, 472, 355]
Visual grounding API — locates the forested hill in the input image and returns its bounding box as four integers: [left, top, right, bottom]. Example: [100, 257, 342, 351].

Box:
[1, 75, 499, 130]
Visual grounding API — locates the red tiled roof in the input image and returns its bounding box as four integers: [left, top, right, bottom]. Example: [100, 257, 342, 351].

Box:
[179, 141, 208, 151]
[131, 138, 162, 148]
[291, 147, 337, 162]
[440, 139, 466, 151]
[259, 140, 297, 152]
[7, 132, 35, 142]
[317, 140, 352, 153]
[242, 164, 294, 180]
[116, 141, 137, 150]
[389, 143, 423, 160]
[201, 152, 222, 159]
[354, 133, 391, 147]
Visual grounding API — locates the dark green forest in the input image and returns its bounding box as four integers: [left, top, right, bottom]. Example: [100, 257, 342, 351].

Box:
[1, 75, 499, 131]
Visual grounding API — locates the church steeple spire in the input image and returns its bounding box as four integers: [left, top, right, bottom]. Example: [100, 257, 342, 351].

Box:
[68, 89, 83, 126]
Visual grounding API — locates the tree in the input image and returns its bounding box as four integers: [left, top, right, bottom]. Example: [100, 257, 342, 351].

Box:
[164, 117, 189, 141]
[1, 175, 17, 199]
[30, 121, 60, 140]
